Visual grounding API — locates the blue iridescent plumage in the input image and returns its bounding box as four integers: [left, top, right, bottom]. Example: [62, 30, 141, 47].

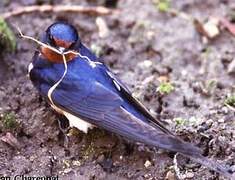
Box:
[28, 22, 233, 178]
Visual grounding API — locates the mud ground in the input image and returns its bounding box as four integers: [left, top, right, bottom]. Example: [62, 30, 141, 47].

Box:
[0, 0, 234, 179]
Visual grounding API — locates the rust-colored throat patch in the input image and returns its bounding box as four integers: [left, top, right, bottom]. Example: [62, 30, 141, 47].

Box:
[41, 46, 77, 63]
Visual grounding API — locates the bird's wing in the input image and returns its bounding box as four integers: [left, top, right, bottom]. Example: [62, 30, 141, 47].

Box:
[53, 80, 123, 118]
[104, 68, 173, 135]
[51, 77, 233, 178]
[51, 79, 202, 156]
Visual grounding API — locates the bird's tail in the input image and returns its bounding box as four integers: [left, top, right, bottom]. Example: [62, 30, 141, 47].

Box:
[148, 134, 233, 178]
[102, 107, 234, 178]
[145, 132, 234, 179]
[183, 153, 234, 179]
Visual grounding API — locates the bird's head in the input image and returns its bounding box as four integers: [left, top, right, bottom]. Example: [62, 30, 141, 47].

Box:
[41, 22, 80, 63]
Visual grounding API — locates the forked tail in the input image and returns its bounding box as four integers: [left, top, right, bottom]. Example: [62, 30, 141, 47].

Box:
[183, 153, 234, 179]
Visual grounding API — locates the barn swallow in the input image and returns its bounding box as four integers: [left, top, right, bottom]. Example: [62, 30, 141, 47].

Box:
[28, 22, 233, 178]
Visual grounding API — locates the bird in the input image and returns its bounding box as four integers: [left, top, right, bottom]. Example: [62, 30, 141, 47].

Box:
[28, 22, 233, 178]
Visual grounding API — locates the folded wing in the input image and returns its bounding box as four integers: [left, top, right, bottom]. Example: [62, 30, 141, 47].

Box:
[52, 80, 202, 157]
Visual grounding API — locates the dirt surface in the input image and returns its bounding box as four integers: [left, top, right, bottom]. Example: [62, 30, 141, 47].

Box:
[0, 0, 235, 179]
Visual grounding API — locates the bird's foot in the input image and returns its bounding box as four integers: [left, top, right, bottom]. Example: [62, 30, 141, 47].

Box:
[57, 117, 71, 148]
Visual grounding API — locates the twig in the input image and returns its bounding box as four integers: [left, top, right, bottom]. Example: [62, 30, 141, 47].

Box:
[17, 27, 101, 63]
[169, 9, 194, 22]
[173, 153, 185, 179]
[2, 5, 117, 19]
[17, 27, 69, 109]
[17, 27, 61, 54]
[48, 53, 68, 106]
[224, 103, 235, 112]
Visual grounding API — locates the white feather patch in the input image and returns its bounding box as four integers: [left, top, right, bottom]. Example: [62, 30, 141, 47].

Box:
[113, 80, 121, 91]
[63, 111, 94, 133]
[28, 63, 34, 74]
[50, 104, 94, 133]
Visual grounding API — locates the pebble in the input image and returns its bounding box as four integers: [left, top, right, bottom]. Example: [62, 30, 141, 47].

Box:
[218, 135, 226, 142]
[206, 119, 213, 126]
[127, 172, 134, 178]
[203, 17, 220, 39]
[181, 69, 188, 76]
[0, 132, 21, 149]
[72, 160, 81, 167]
[221, 106, 229, 114]
[63, 160, 70, 168]
[64, 168, 72, 174]
[144, 173, 152, 179]
[228, 59, 235, 74]
[231, 145, 235, 152]
[230, 165, 235, 172]
[96, 17, 109, 38]
[144, 160, 152, 168]
[218, 118, 225, 123]
[165, 171, 176, 180]
[97, 154, 105, 163]
[185, 172, 194, 178]
[137, 60, 153, 69]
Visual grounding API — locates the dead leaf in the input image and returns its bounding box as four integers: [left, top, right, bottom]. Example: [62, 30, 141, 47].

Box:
[220, 18, 235, 36]
[194, 19, 207, 36]
[0, 132, 21, 149]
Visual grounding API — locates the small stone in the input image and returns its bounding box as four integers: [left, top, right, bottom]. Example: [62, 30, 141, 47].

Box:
[96, 17, 109, 38]
[185, 172, 194, 178]
[209, 109, 217, 115]
[165, 171, 176, 180]
[64, 168, 72, 174]
[230, 165, 235, 172]
[146, 31, 155, 40]
[206, 119, 213, 126]
[231, 144, 235, 152]
[218, 136, 226, 142]
[72, 160, 81, 167]
[97, 154, 105, 163]
[127, 172, 134, 178]
[144, 173, 152, 178]
[181, 70, 187, 76]
[218, 118, 225, 123]
[144, 160, 152, 168]
[63, 160, 70, 168]
[137, 60, 153, 69]
[221, 106, 229, 114]
[29, 155, 36, 162]
[203, 17, 220, 38]
[202, 36, 209, 44]
[228, 59, 235, 74]
[0, 132, 21, 149]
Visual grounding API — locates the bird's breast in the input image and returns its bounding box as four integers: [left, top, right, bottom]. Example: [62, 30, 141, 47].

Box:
[50, 103, 94, 133]
[41, 47, 77, 63]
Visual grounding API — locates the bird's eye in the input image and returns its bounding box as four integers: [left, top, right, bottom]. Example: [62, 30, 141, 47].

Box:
[68, 41, 77, 50]
[48, 34, 56, 47]
[49, 35, 53, 40]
